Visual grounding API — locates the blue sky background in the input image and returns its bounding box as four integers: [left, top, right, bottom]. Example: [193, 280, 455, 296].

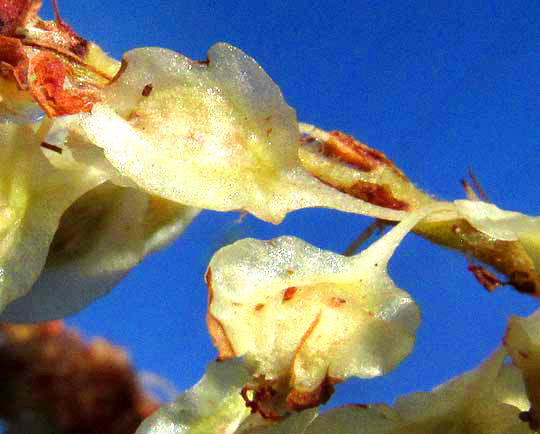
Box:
[33, 1, 540, 410]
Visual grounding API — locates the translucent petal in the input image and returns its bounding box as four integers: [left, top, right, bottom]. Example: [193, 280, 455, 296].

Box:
[0, 120, 105, 314]
[454, 200, 540, 242]
[136, 359, 250, 434]
[291, 349, 532, 434]
[453, 200, 540, 293]
[206, 209, 441, 396]
[505, 310, 540, 430]
[236, 408, 318, 434]
[0, 183, 199, 322]
[76, 44, 407, 223]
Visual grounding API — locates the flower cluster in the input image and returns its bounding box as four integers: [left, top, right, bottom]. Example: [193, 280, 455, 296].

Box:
[1, 2, 540, 433]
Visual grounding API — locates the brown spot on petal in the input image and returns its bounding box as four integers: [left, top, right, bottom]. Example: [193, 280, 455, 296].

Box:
[141, 83, 153, 97]
[328, 296, 346, 307]
[283, 286, 297, 301]
[255, 303, 265, 311]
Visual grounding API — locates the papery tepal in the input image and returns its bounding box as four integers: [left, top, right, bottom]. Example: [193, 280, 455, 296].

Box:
[205, 209, 443, 412]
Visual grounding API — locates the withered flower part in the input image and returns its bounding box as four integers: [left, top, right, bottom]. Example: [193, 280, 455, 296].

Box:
[468, 264, 504, 292]
[299, 124, 540, 297]
[0, 0, 41, 37]
[0, 0, 119, 117]
[298, 123, 436, 212]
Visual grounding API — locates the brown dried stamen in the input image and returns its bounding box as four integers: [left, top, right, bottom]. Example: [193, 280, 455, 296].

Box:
[322, 131, 406, 178]
[40, 141, 63, 153]
[241, 383, 286, 420]
[467, 264, 503, 292]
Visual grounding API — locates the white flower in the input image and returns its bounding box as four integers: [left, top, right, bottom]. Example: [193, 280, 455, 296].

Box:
[0, 119, 105, 315]
[75, 44, 407, 224]
[206, 208, 444, 409]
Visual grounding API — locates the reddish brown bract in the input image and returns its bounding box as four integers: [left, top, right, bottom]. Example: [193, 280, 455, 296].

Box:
[141, 83, 153, 97]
